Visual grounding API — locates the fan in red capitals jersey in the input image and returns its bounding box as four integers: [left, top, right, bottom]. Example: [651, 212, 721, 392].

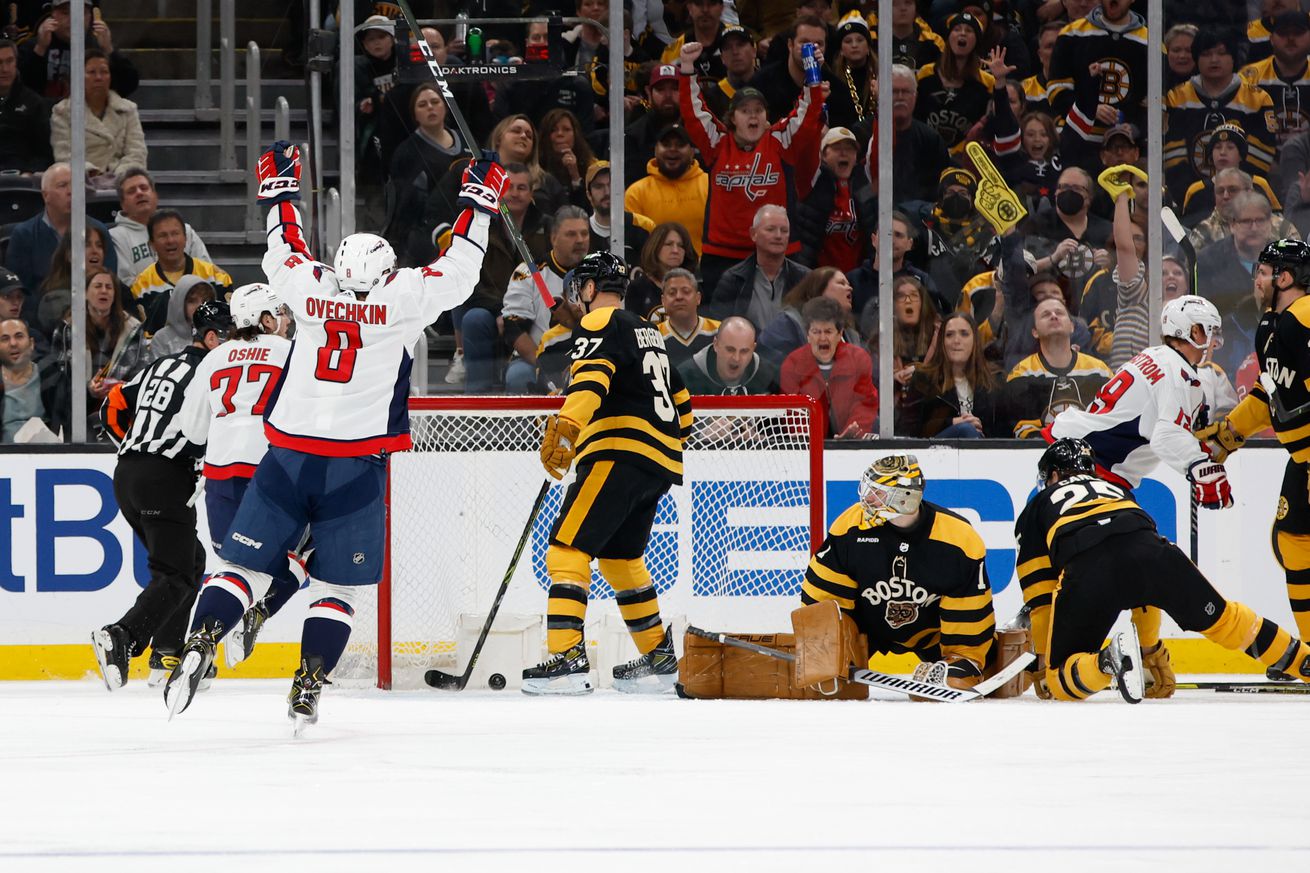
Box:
[178, 282, 306, 673]
[164, 141, 506, 730]
[678, 40, 824, 296]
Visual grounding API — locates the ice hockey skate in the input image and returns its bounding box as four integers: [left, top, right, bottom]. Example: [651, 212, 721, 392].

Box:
[521, 642, 593, 695]
[1099, 623, 1144, 704]
[91, 624, 132, 691]
[612, 627, 678, 694]
[147, 650, 179, 688]
[288, 655, 327, 737]
[224, 598, 271, 669]
[164, 623, 221, 719]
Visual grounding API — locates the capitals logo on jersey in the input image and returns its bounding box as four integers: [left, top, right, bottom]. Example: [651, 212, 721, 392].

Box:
[714, 152, 781, 202]
[861, 555, 941, 629]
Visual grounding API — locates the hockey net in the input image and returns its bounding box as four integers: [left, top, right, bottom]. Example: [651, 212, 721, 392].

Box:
[334, 395, 824, 689]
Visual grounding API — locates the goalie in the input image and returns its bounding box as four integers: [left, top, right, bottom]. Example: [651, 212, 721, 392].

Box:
[800, 454, 1003, 691]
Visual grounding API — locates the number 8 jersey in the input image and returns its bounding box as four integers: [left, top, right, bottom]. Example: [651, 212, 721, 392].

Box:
[559, 306, 694, 484]
[259, 203, 487, 456]
[1047, 344, 1210, 489]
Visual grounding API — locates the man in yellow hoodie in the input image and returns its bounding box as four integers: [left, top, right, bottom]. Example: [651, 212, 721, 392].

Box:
[623, 123, 709, 255]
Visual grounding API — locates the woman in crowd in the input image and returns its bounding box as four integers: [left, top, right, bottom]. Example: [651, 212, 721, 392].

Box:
[901, 312, 998, 438]
[914, 11, 993, 154]
[51, 48, 147, 188]
[759, 266, 859, 364]
[34, 225, 122, 338]
[867, 274, 941, 430]
[626, 222, 699, 319]
[538, 108, 597, 208]
[827, 12, 875, 130]
[1165, 23, 1198, 89]
[386, 83, 466, 265]
[780, 296, 878, 439]
[1011, 111, 1062, 203]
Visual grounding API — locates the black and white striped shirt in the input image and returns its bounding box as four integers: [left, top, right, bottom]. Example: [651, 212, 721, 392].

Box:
[108, 346, 207, 460]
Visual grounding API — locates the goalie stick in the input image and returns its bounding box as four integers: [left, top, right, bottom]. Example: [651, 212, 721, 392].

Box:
[392, 0, 557, 310]
[424, 480, 551, 691]
[684, 625, 1035, 702]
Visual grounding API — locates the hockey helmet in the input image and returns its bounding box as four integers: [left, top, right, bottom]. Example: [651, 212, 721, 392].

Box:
[1258, 238, 1310, 288]
[1160, 294, 1221, 350]
[192, 299, 234, 342]
[1037, 438, 1095, 487]
[859, 454, 925, 525]
[228, 282, 282, 329]
[566, 251, 630, 306]
[334, 233, 396, 295]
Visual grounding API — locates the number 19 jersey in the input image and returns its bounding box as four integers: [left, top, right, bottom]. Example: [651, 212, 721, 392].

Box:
[559, 306, 694, 484]
[260, 203, 488, 456]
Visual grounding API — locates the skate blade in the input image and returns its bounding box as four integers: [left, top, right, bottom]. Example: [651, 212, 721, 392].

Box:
[520, 673, 594, 696]
[165, 651, 202, 721]
[612, 673, 677, 695]
[291, 714, 313, 738]
[223, 630, 246, 670]
[90, 630, 123, 691]
[146, 669, 167, 688]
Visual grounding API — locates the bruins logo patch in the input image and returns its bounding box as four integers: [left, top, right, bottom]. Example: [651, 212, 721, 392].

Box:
[1278, 496, 1290, 521]
[885, 601, 919, 629]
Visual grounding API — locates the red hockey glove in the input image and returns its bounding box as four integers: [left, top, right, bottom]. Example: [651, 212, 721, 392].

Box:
[457, 159, 510, 216]
[1188, 458, 1233, 510]
[257, 140, 301, 204]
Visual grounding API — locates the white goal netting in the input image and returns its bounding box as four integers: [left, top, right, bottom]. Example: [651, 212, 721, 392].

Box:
[334, 396, 822, 688]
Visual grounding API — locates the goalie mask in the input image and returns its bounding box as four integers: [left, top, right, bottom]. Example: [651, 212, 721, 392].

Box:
[859, 455, 925, 524]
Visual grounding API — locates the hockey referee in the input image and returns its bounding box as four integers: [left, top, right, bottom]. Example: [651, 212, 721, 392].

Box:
[91, 300, 234, 690]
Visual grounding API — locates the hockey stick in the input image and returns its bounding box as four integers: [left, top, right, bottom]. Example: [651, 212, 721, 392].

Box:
[392, 0, 557, 309]
[685, 626, 1035, 701]
[424, 479, 551, 691]
[1161, 206, 1202, 562]
[1176, 680, 1310, 694]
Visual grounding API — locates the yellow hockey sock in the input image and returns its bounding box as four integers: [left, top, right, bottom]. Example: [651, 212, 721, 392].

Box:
[1050, 652, 1112, 701]
[545, 545, 592, 653]
[599, 557, 666, 654]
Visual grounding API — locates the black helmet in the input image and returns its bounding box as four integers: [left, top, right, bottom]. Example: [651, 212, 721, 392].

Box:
[1258, 238, 1310, 287]
[192, 299, 234, 342]
[566, 251, 629, 304]
[1037, 438, 1095, 485]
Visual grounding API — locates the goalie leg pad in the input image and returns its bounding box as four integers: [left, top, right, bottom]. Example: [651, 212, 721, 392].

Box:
[301, 579, 358, 674]
[985, 627, 1034, 699]
[1050, 651, 1112, 701]
[546, 545, 591, 653]
[677, 631, 868, 700]
[599, 557, 665, 655]
[791, 600, 867, 690]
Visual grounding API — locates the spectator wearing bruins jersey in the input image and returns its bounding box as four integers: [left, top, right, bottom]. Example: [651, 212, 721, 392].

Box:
[530, 252, 693, 696]
[1197, 239, 1310, 665]
[1239, 11, 1310, 149]
[801, 455, 995, 690]
[651, 268, 719, 369]
[1004, 297, 1112, 438]
[1164, 31, 1277, 207]
[1021, 22, 1061, 123]
[914, 13, 995, 155]
[1016, 439, 1310, 702]
[1180, 124, 1284, 224]
[1046, 1, 1148, 173]
[866, 4, 944, 71]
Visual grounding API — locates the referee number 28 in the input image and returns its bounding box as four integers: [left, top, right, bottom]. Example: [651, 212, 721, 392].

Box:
[642, 350, 676, 422]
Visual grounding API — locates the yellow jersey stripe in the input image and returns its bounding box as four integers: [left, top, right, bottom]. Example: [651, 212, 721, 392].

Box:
[575, 438, 683, 474]
[554, 461, 613, 544]
[942, 592, 991, 612]
[807, 558, 859, 592]
[941, 616, 996, 638]
[1047, 499, 1138, 544]
[582, 415, 684, 452]
[801, 579, 854, 610]
[1018, 555, 1053, 577]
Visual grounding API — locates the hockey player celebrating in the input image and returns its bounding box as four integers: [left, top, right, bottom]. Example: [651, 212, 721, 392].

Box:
[529, 251, 694, 695]
[178, 283, 303, 670]
[1196, 239, 1310, 676]
[800, 454, 997, 690]
[163, 142, 506, 729]
[1016, 438, 1310, 702]
[1043, 294, 1231, 697]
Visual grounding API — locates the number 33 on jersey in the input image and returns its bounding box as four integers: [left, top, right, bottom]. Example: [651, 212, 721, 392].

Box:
[559, 307, 694, 484]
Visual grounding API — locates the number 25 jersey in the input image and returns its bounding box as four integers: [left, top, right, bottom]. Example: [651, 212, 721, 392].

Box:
[559, 306, 694, 484]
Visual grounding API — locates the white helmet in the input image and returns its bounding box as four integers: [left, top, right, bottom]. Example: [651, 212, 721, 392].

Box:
[1161, 294, 1221, 350]
[229, 283, 281, 329]
[859, 454, 925, 525]
[333, 233, 396, 295]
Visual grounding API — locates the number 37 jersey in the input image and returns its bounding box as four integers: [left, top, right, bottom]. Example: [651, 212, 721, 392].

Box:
[559, 306, 694, 484]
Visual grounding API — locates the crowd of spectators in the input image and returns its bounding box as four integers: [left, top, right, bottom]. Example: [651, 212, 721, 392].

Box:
[6, 1, 1309, 444]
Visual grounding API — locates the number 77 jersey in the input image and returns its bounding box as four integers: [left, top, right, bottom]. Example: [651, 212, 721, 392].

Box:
[1048, 344, 1210, 489]
[558, 306, 694, 484]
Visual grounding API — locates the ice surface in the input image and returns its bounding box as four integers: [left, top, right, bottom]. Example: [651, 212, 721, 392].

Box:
[2, 679, 1309, 873]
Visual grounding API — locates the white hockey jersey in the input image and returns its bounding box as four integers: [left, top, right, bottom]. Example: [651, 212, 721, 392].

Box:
[1048, 344, 1209, 489]
[259, 203, 487, 456]
[180, 333, 291, 479]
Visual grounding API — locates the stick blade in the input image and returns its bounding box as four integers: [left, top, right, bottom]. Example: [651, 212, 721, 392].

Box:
[424, 669, 467, 691]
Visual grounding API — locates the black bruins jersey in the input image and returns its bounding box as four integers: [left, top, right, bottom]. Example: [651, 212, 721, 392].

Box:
[1046, 11, 1149, 142]
[1014, 472, 1155, 654]
[1240, 57, 1310, 147]
[868, 14, 944, 71]
[915, 64, 995, 154]
[1229, 295, 1310, 463]
[801, 501, 995, 668]
[559, 306, 694, 484]
[1164, 77, 1276, 199]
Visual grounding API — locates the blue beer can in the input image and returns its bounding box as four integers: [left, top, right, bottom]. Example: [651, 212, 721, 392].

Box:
[801, 43, 821, 86]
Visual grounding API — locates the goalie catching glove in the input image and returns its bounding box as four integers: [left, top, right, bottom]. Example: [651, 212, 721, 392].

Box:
[1141, 642, 1176, 699]
[257, 140, 301, 204]
[457, 157, 511, 217]
[1187, 458, 1233, 510]
[1194, 418, 1244, 463]
[540, 415, 580, 480]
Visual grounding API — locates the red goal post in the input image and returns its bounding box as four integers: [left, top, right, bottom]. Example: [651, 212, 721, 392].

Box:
[343, 394, 825, 689]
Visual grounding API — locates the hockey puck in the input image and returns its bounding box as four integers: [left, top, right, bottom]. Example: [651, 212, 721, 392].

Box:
[488, 673, 507, 690]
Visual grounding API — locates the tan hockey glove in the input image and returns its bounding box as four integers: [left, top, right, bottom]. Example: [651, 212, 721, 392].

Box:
[1141, 642, 1176, 699]
[1031, 654, 1052, 699]
[540, 416, 581, 480]
[1194, 418, 1244, 463]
